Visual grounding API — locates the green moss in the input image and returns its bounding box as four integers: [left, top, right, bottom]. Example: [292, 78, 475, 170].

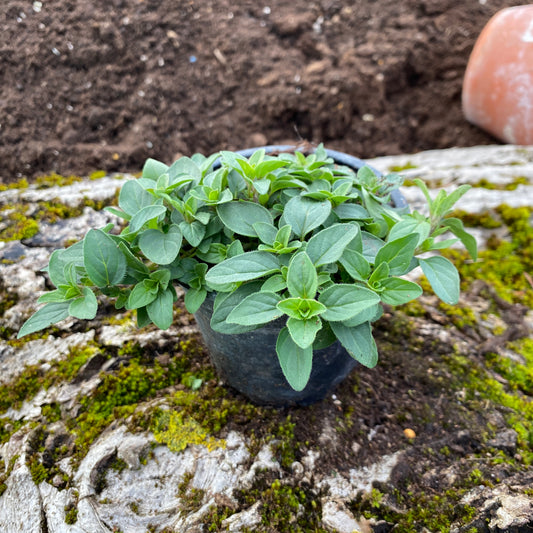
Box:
[28, 456, 49, 485]
[203, 504, 236, 532]
[0, 343, 99, 414]
[389, 162, 418, 172]
[0, 205, 39, 241]
[444, 206, 533, 307]
[437, 302, 477, 329]
[0, 288, 19, 317]
[271, 416, 297, 469]
[449, 209, 503, 229]
[68, 341, 217, 458]
[443, 352, 533, 465]
[0, 418, 25, 445]
[0, 455, 19, 497]
[469, 176, 529, 191]
[152, 410, 223, 453]
[177, 471, 206, 514]
[89, 170, 108, 180]
[236, 477, 327, 532]
[64, 504, 78, 524]
[0, 178, 29, 191]
[41, 403, 62, 423]
[35, 173, 82, 189]
[399, 299, 427, 318]
[350, 487, 478, 532]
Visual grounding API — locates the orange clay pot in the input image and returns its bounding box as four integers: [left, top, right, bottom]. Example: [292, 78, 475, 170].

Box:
[462, 5, 533, 145]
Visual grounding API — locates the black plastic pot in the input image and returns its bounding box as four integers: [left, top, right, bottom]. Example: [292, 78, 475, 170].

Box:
[195, 146, 406, 406]
[194, 293, 357, 406]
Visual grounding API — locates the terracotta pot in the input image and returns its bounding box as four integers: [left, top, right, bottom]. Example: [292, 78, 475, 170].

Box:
[462, 5, 533, 144]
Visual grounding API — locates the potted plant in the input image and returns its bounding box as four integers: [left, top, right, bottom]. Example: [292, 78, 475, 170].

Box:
[18, 144, 477, 405]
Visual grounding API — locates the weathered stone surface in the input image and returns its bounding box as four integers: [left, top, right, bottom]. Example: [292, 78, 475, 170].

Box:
[0, 175, 129, 208]
[452, 472, 533, 532]
[369, 144, 533, 214]
[0, 459, 44, 533]
[321, 500, 368, 533]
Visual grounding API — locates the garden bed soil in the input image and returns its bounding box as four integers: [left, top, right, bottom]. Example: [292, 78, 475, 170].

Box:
[0, 0, 521, 183]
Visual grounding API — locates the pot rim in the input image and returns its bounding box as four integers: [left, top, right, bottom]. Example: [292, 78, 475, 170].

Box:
[215, 144, 408, 210]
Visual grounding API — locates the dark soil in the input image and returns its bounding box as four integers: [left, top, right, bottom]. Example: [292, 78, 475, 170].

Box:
[0, 0, 520, 184]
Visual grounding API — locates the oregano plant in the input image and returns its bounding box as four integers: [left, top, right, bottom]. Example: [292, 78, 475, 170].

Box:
[19, 145, 477, 392]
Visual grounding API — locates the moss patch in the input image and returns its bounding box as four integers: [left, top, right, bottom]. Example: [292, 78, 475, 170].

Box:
[152, 410, 223, 453]
[446, 205, 533, 307]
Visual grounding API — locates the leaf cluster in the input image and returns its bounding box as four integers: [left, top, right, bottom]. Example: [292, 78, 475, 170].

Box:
[19, 145, 477, 392]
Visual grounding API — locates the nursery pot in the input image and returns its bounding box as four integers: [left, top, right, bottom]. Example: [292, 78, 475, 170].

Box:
[194, 293, 358, 406]
[194, 146, 406, 406]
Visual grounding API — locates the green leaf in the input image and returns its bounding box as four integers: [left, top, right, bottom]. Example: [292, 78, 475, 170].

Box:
[361, 232, 385, 263]
[282, 196, 331, 238]
[276, 327, 313, 391]
[306, 223, 359, 266]
[329, 321, 378, 368]
[227, 239, 244, 258]
[142, 158, 169, 180]
[419, 255, 460, 304]
[168, 156, 201, 181]
[118, 241, 150, 281]
[379, 278, 423, 305]
[435, 184, 471, 217]
[119, 179, 156, 216]
[217, 201, 273, 237]
[151, 268, 171, 290]
[184, 287, 207, 314]
[83, 229, 127, 288]
[196, 243, 227, 264]
[253, 178, 270, 196]
[318, 284, 380, 322]
[68, 287, 98, 319]
[413, 179, 433, 208]
[47, 243, 85, 287]
[226, 292, 283, 326]
[375, 234, 418, 275]
[205, 251, 280, 285]
[334, 203, 370, 221]
[341, 303, 382, 327]
[255, 159, 289, 177]
[287, 252, 318, 298]
[368, 261, 390, 288]
[139, 225, 182, 265]
[287, 316, 322, 349]
[261, 274, 287, 293]
[253, 222, 278, 245]
[275, 225, 293, 247]
[210, 282, 263, 334]
[387, 216, 431, 246]
[340, 250, 371, 281]
[443, 217, 478, 261]
[37, 288, 71, 303]
[313, 321, 337, 350]
[277, 297, 327, 320]
[18, 302, 71, 338]
[104, 206, 131, 221]
[129, 205, 167, 233]
[147, 288, 174, 329]
[179, 220, 207, 247]
[127, 279, 159, 309]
